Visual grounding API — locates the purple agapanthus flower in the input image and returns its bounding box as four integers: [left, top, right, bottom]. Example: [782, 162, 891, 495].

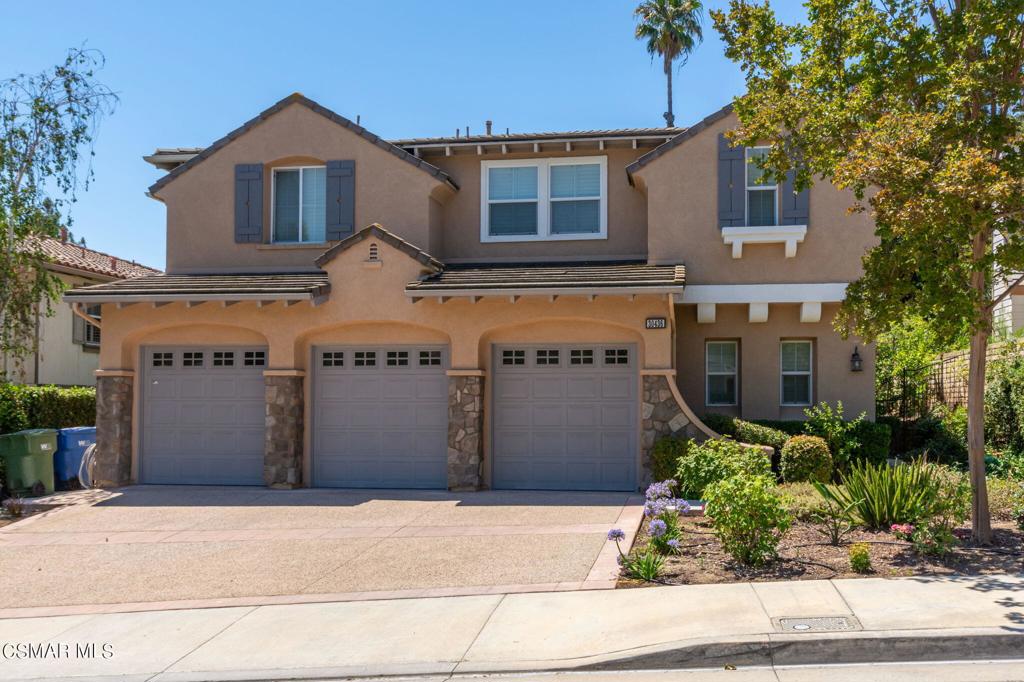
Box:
[675, 499, 692, 513]
[645, 480, 676, 501]
[607, 528, 626, 542]
[649, 519, 668, 537]
[644, 498, 670, 517]
[667, 538, 681, 550]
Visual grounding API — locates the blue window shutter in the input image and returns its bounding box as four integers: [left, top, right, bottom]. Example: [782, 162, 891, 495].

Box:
[326, 160, 355, 240]
[781, 169, 809, 225]
[234, 164, 263, 243]
[717, 134, 745, 227]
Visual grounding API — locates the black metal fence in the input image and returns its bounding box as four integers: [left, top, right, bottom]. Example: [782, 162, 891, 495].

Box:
[877, 343, 1017, 419]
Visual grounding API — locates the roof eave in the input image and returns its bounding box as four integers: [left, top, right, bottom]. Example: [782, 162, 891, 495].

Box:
[61, 289, 329, 305]
[625, 103, 735, 183]
[404, 285, 684, 298]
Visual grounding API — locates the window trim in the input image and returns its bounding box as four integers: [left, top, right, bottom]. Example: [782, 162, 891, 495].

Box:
[705, 340, 739, 407]
[83, 304, 101, 347]
[271, 165, 327, 244]
[480, 156, 608, 243]
[779, 340, 814, 407]
[745, 146, 778, 228]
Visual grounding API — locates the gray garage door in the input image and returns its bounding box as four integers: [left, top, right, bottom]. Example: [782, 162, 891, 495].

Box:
[141, 346, 266, 485]
[313, 345, 448, 488]
[492, 344, 638, 491]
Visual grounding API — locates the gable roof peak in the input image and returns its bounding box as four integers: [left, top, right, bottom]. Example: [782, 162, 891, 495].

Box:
[314, 223, 444, 272]
[147, 94, 458, 196]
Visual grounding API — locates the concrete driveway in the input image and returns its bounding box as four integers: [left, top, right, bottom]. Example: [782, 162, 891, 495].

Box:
[0, 486, 642, 614]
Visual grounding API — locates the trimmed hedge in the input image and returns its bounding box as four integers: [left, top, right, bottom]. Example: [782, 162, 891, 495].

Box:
[651, 436, 690, 483]
[0, 383, 96, 434]
[703, 412, 892, 467]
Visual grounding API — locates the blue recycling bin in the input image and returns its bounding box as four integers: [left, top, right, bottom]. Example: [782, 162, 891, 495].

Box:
[55, 427, 96, 489]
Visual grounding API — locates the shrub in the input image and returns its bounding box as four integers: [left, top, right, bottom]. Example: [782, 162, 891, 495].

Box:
[851, 420, 892, 466]
[735, 420, 789, 451]
[675, 438, 771, 499]
[781, 435, 833, 483]
[848, 543, 872, 573]
[803, 402, 864, 474]
[650, 437, 690, 484]
[751, 419, 806, 437]
[0, 383, 95, 433]
[988, 478, 1023, 522]
[988, 450, 1024, 480]
[703, 413, 738, 437]
[704, 474, 792, 566]
[814, 460, 940, 529]
[901, 407, 968, 465]
[985, 344, 1024, 454]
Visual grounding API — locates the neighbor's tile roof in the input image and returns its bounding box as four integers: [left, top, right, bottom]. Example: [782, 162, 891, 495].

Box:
[64, 272, 330, 302]
[147, 93, 458, 195]
[33, 237, 160, 280]
[406, 261, 686, 293]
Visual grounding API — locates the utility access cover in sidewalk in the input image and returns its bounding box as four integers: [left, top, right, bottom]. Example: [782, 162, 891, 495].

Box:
[776, 616, 862, 632]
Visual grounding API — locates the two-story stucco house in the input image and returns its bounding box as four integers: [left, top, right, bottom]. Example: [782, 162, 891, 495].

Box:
[65, 93, 876, 492]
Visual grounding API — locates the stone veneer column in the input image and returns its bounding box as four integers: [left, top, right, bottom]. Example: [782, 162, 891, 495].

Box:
[264, 372, 304, 489]
[94, 372, 134, 487]
[641, 373, 705, 483]
[448, 372, 484, 491]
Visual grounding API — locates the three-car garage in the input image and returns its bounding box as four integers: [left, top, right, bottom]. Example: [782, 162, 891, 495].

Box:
[139, 342, 639, 491]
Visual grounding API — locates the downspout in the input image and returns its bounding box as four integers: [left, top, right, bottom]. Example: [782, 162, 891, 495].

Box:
[70, 301, 101, 329]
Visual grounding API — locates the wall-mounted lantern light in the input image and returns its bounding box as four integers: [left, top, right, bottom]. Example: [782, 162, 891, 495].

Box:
[851, 346, 863, 372]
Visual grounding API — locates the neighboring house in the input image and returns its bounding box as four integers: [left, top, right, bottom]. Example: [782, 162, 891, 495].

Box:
[3, 232, 159, 386]
[66, 93, 876, 492]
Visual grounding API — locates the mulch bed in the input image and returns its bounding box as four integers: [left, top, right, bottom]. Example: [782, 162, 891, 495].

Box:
[618, 515, 1024, 587]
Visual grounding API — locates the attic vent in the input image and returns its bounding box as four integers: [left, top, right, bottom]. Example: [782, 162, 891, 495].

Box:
[368, 243, 380, 262]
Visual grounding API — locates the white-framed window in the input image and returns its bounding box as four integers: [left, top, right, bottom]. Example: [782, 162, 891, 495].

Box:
[480, 156, 608, 242]
[706, 340, 738, 406]
[745, 147, 778, 227]
[272, 166, 326, 243]
[84, 304, 101, 346]
[780, 340, 813, 406]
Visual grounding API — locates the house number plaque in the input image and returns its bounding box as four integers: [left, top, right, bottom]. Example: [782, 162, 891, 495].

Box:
[645, 317, 667, 330]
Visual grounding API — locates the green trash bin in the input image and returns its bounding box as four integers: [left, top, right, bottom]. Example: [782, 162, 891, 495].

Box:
[0, 429, 57, 495]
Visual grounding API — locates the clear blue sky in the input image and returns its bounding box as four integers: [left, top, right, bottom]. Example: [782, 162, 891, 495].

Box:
[0, 0, 807, 271]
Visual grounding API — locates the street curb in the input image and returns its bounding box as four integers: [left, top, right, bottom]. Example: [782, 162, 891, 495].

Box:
[569, 627, 1024, 672]
[144, 628, 1024, 681]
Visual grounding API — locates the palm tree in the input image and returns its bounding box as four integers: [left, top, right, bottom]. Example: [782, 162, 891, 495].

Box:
[634, 0, 704, 128]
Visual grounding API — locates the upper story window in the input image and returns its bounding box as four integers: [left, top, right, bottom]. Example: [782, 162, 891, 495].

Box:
[481, 157, 607, 242]
[745, 147, 777, 227]
[273, 166, 326, 243]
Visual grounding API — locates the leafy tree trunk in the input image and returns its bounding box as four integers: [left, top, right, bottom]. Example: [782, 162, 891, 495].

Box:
[664, 54, 675, 128]
[968, 230, 992, 544]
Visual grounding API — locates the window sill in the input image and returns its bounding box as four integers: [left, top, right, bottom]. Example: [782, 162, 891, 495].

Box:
[256, 242, 331, 251]
[721, 225, 807, 259]
[481, 232, 608, 244]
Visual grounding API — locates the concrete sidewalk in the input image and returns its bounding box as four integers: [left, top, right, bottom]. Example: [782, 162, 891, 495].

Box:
[0, 573, 1021, 681]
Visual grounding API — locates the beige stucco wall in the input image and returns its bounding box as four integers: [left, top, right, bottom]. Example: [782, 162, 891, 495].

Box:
[154, 103, 453, 274]
[421, 147, 648, 262]
[3, 272, 101, 386]
[676, 302, 875, 421]
[635, 111, 878, 284]
[99, 236, 674, 485]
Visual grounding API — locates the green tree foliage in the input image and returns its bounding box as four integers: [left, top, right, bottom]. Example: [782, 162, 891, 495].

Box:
[712, 0, 1024, 542]
[634, 0, 704, 127]
[0, 47, 116, 359]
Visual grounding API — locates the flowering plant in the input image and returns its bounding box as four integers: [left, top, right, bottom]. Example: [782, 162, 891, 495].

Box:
[890, 523, 915, 541]
[607, 528, 663, 581]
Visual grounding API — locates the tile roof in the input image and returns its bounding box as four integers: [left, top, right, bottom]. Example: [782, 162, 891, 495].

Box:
[406, 261, 685, 294]
[314, 224, 443, 271]
[391, 127, 685, 146]
[147, 93, 458, 195]
[626, 104, 734, 180]
[63, 272, 329, 302]
[32, 236, 160, 280]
